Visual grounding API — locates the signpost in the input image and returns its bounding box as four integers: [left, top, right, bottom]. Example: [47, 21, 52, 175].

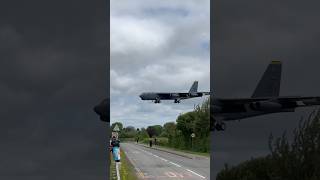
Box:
[113, 124, 120, 132]
[191, 133, 195, 138]
[191, 133, 195, 150]
[112, 124, 120, 140]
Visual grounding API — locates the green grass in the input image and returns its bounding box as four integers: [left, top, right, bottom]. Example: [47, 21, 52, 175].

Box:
[119, 149, 139, 180]
[110, 149, 139, 180]
[123, 137, 210, 157]
[140, 138, 210, 157]
[161, 145, 210, 157]
[119, 138, 135, 142]
[109, 153, 117, 180]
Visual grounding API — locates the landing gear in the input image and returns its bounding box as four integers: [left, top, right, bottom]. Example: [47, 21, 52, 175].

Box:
[174, 99, 181, 103]
[154, 98, 161, 103]
[212, 121, 226, 131]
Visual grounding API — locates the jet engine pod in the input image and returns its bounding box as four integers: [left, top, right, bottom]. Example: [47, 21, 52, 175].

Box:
[250, 101, 282, 111]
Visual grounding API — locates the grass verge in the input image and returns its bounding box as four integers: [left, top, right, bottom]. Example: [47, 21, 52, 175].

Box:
[110, 150, 139, 180]
[140, 141, 210, 157]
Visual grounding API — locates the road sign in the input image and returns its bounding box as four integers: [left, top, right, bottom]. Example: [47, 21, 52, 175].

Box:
[113, 124, 120, 132]
[191, 133, 195, 138]
[112, 132, 119, 139]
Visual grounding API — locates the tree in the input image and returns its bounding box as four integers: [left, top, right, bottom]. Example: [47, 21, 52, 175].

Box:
[153, 125, 163, 137]
[164, 122, 176, 135]
[146, 126, 156, 138]
[216, 109, 320, 180]
[125, 126, 135, 132]
[120, 126, 137, 138]
[163, 122, 176, 145]
[176, 112, 196, 149]
[139, 128, 149, 139]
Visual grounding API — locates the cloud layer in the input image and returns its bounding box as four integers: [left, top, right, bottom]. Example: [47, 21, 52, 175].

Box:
[110, 0, 210, 128]
[0, 1, 107, 179]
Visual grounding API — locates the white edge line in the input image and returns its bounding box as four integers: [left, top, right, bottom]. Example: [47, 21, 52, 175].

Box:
[122, 149, 144, 177]
[134, 143, 207, 179]
[186, 169, 206, 179]
[169, 161, 182, 168]
[159, 158, 168, 162]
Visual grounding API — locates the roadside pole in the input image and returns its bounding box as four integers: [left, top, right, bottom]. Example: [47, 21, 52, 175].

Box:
[191, 133, 195, 150]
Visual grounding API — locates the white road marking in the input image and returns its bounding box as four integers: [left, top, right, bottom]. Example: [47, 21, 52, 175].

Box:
[169, 161, 182, 168]
[186, 169, 206, 179]
[159, 157, 168, 162]
[115, 162, 121, 180]
[130, 143, 207, 179]
[124, 147, 145, 178]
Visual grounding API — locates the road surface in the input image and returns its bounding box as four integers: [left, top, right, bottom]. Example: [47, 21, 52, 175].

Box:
[121, 143, 210, 180]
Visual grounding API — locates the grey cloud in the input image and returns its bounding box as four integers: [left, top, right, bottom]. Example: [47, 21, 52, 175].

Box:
[110, 0, 210, 128]
[0, 0, 108, 179]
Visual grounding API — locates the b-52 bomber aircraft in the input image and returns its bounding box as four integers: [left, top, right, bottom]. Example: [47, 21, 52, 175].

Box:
[139, 81, 210, 103]
[213, 61, 320, 131]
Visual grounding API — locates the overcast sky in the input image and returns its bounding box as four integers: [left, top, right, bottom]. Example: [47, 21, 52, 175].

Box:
[0, 1, 107, 179]
[2, 1, 320, 179]
[110, 0, 210, 128]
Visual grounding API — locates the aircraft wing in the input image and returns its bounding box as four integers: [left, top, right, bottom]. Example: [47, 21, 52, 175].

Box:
[213, 96, 320, 123]
[156, 93, 191, 99]
[156, 92, 209, 99]
[217, 96, 320, 106]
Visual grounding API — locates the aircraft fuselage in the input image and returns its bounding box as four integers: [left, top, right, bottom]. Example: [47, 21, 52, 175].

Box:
[139, 92, 209, 103]
[139, 81, 210, 103]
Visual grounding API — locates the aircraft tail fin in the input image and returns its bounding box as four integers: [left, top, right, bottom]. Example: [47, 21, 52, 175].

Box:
[189, 81, 198, 93]
[251, 61, 282, 98]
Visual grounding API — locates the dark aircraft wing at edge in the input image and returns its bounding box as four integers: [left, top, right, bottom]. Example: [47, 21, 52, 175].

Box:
[217, 96, 320, 105]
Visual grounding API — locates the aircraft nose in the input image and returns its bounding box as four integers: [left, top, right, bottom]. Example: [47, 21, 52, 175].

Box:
[139, 93, 145, 100]
[93, 99, 109, 122]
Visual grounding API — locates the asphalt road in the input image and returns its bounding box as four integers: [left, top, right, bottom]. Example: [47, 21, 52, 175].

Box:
[121, 143, 210, 180]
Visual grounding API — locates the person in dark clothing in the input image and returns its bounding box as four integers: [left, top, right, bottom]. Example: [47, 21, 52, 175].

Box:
[110, 136, 120, 152]
[111, 137, 120, 147]
[154, 138, 157, 146]
[149, 140, 153, 147]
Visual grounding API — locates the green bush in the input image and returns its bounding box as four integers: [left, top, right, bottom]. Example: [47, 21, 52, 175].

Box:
[217, 110, 320, 180]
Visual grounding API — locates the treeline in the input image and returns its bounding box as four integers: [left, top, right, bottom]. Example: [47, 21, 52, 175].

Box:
[216, 110, 320, 180]
[111, 98, 210, 153]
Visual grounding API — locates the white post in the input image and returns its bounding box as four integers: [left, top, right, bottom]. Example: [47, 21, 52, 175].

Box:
[116, 162, 121, 180]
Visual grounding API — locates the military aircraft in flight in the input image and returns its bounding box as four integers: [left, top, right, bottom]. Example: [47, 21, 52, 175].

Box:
[139, 81, 210, 103]
[213, 60, 320, 131]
